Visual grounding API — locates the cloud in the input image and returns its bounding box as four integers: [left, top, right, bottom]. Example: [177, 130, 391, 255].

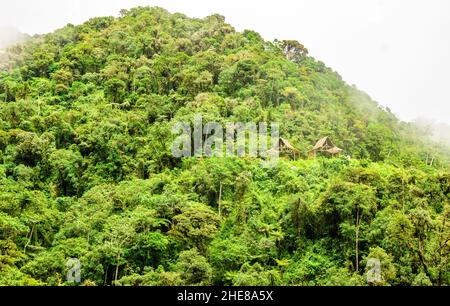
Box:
[0, 26, 28, 50]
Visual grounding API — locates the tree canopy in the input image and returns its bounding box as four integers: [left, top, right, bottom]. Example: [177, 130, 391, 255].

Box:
[0, 6, 448, 286]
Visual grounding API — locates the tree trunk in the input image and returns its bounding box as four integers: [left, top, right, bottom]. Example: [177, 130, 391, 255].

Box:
[115, 253, 120, 284]
[23, 223, 35, 254]
[218, 183, 223, 216]
[104, 265, 108, 286]
[355, 206, 360, 272]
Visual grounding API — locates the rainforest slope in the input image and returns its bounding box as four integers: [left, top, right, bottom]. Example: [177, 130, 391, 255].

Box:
[0, 7, 448, 286]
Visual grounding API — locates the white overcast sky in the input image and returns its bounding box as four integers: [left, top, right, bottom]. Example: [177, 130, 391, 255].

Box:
[0, 0, 449, 124]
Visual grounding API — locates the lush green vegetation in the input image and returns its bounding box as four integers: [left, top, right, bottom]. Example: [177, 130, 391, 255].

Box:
[0, 7, 448, 286]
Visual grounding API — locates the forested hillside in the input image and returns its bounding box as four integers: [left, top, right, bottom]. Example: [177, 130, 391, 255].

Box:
[0, 7, 448, 286]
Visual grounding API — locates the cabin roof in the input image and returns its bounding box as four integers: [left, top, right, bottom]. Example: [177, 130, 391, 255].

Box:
[279, 137, 299, 152]
[310, 136, 343, 154]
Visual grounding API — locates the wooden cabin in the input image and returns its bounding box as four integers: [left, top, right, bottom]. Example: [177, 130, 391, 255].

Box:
[267, 137, 300, 159]
[309, 136, 343, 158]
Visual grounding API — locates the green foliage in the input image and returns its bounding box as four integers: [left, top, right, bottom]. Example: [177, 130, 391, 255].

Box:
[0, 6, 448, 286]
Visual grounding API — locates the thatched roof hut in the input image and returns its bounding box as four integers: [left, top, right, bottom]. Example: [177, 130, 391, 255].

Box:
[267, 137, 300, 159]
[279, 138, 299, 153]
[309, 136, 343, 157]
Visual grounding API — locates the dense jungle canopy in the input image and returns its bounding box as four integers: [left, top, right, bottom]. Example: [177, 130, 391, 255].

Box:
[0, 7, 448, 286]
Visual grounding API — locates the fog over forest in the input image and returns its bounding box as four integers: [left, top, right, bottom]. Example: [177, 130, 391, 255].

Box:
[0, 26, 28, 50]
[415, 118, 450, 148]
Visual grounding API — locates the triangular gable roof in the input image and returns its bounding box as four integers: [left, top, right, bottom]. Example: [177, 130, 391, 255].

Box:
[311, 136, 335, 151]
[310, 136, 343, 154]
[279, 137, 299, 152]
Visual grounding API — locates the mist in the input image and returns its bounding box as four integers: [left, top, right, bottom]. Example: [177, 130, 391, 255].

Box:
[0, 26, 28, 50]
[414, 118, 450, 149]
